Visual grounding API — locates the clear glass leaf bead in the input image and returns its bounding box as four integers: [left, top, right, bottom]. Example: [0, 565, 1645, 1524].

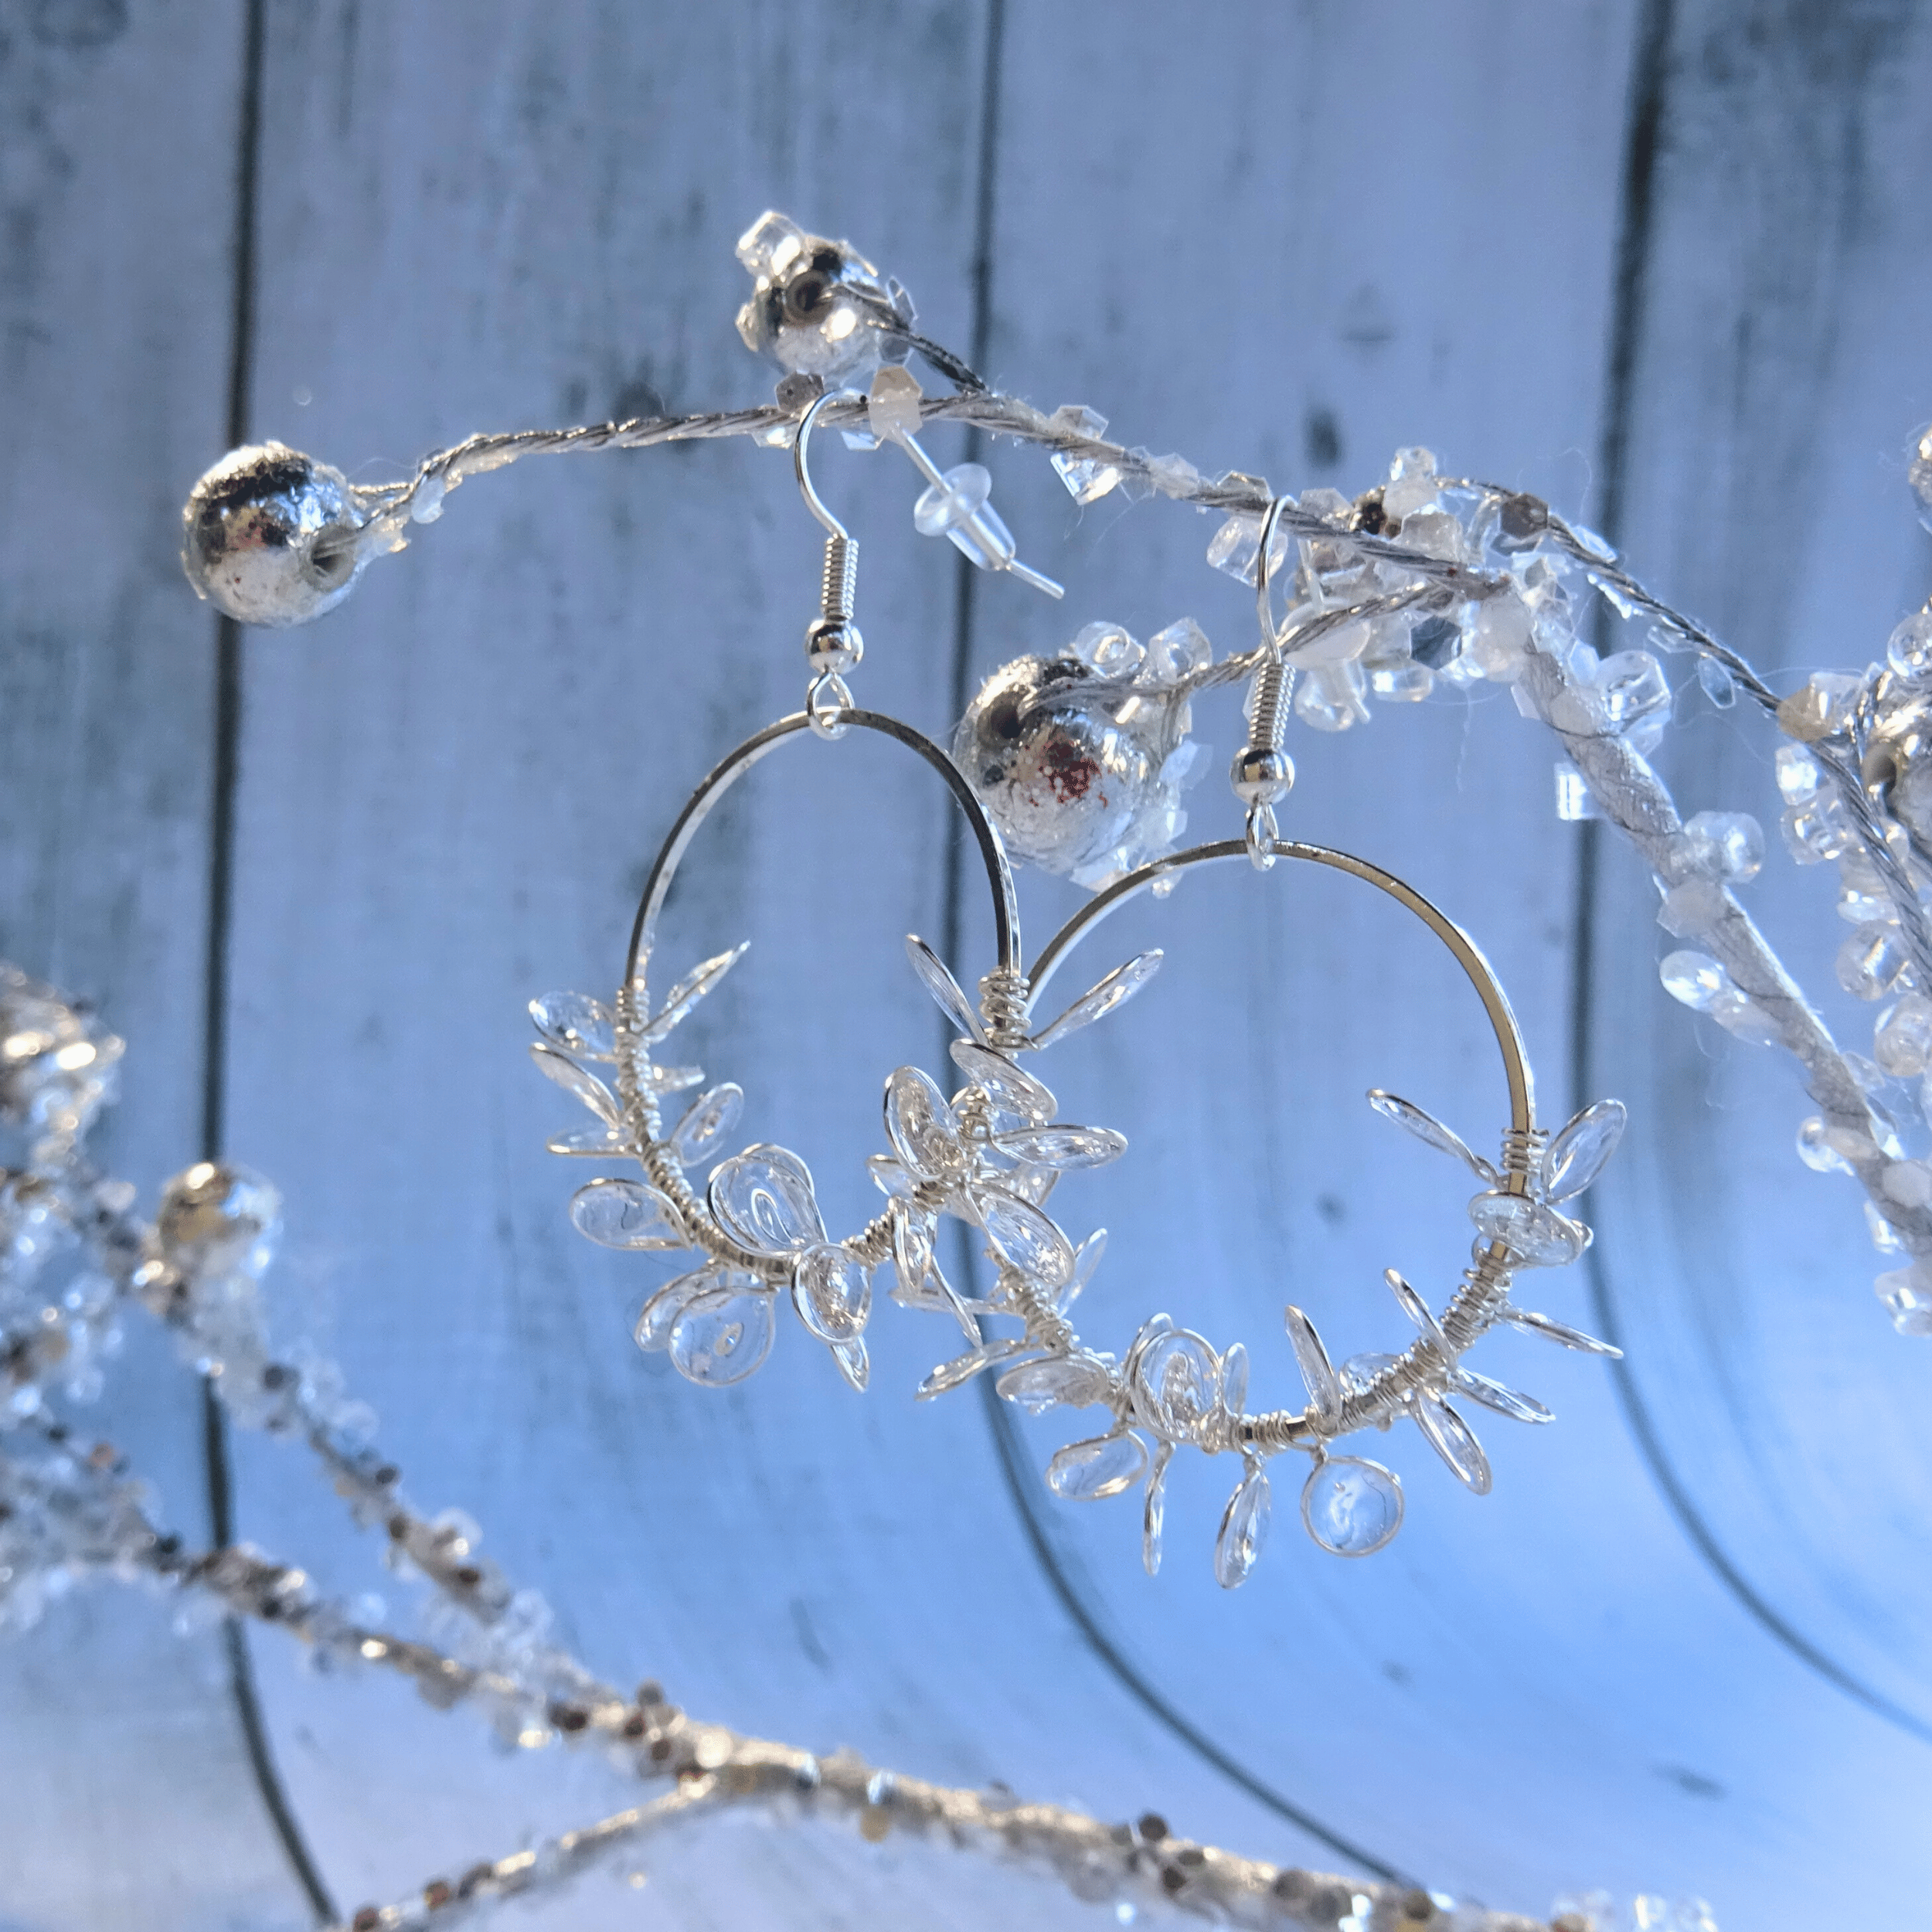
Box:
[791, 1243, 871, 1342]
[570, 1179, 685, 1250]
[1541, 1098, 1628, 1202]
[917, 1337, 1026, 1399]
[1132, 1328, 1221, 1442]
[1385, 1268, 1451, 1355]
[884, 1066, 964, 1180]
[1366, 1090, 1498, 1182]
[640, 941, 750, 1046]
[531, 1043, 621, 1126]
[1413, 1390, 1492, 1493]
[671, 1083, 743, 1165]
[1450, 1365, 1554, 1423]
[829, 1335, 869, 1392]
[1498, 1305, 1621, 1356]
[904, 934, 985, 1043]
[1214, 1460, 1271, 1587]
[972, 1183, 1075, 1287]
[1301, 1456, 1403, 1557]
[1047, 1430, 1148, 1501]
[1283, 1304, 1341, 1429]
[950, 1039, 1056, 1124]
[1030, 952, 1164, 1051]
[1060, 1227, 1107, 1312]
[669, 1284, 774, 1386]
[634, 1267, 718, 1351]
[996, 1352, 1114, 1414]
[1143, 1440, 1173, 1577]
[991, 1124, 1128, 1170]
[708, 1145, 825, 1254]
[529, 992, 615, 1060]
[1468, 1193, 1588, 1267]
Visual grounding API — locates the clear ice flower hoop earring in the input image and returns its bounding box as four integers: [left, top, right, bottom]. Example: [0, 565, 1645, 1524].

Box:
[530, 420, 1632, 1585]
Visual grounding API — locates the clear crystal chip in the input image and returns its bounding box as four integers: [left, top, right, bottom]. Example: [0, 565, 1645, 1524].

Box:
[1300, 1457, 1403, 1557]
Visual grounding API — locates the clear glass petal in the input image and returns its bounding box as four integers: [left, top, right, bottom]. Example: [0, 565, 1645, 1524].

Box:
[1469, 1192, 1589, 1267]
[547, 1123, 631, 1158]
[570, 1178, 685, 1250]
[866, 1153, 914, 1199]
[646, 1064, 707, 1096]
[1059, 1227, 1107, 1312]
[905, 934, 986, 1043]
[1540, 1098, 1629, 1202]
[884, 1066, 964, 1181]
[1143, 1440, 1174, 1577]
[641, 941, 750, 1046]
[634, 1267, 719, 1351]
[531, 1043, 621, 1126]
[1451, 1365, 1554, 1423]
[529, 991, 615, 1060]
[1301, 1457, 1403, 1557]
[1132, 1328, 1221, 1442]
[995, 1352, 1114, 1414]
[1031, 951, 1164, 1050]
[707, 1144, 825, 1254]
[991, 1124, 1128, 1170]
[1385, 1268, 1451, 1355]
[829, 1335, 869, 1392]
[671, 1082, 744, 1165]
[669, 1286, 774, 1386]
[917, 1337, 1026, 1399]
[1366, 1089, 1497, 1182]
[1283, 1304, 1341, 1428]
[972, 1183, 1076, 1287]
[1214, 1461, 1271, 1587]
[1046, 1430, 1148, 1502]
[1498, 1305, 1623, 1357]
[1413, 1390, 1492, 1493]
[949, 1040, 1056, 1125]
[890, 1205, 934, 1301]
[1219, 1340, 1250, 1422]
[791, 1243, 871, 1342]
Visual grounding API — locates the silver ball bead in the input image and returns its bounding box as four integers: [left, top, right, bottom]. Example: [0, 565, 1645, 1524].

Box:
[1230, 746, 1295, 804]
[954, 656, 1159, 878]
[157, 1161, 282, 1278]
[805, 617, 863, 675]
[181, 441, 367, 628]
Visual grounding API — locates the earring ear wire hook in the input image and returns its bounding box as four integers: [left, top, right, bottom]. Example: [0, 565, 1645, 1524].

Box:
[793, 390, 865, 736]
[1231, 496, 1298, 865]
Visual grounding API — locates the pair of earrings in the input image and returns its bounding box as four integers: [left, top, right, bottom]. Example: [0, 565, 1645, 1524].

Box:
[530, 393, 1627, 1584]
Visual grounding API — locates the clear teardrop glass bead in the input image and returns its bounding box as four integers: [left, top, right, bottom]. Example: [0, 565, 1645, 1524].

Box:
[547, 1122, 631, 1158]
[1468, 1192, 1588, 1267]
[529, 991, 615, 1060]
[569, 1178, 685, 1250]
[1413, 1390, 1492, 1493]
[671, 1082, 744, 1165]
[949, 1040, 1056, 1125]
[1031, 951, 1163, 1050]
[1214, 1461, 1271, 1587]
[890, 1206, 934, 1301]
[904, 934, 986, 1043]
[1366, 1089, 1496, 1181]
[866, 1153, 914, 1199]
[1046, 1430, 1148, 1502]
[1143, 1440, 1173, 1577]
[990, 1124, 1128, 1170]
[971, 1183, 1075, 1287]
[1498, 1305, 1622, 1357]
[1132, 1329, 1221, 1442]
[1338, 1349, 1400, 1396]
[1218, 1340, 1249, 1423]
[791, 1243, 871, 1342]
[1450, 1365, 1554, 1423]
[829, 1335, 869, 1392]
[995, 1352, 1113, 1415]
[1283, 1304, 1340, 1428]
[531, 1043, 621, 1125]
[634, 1267, 718, 1351]
[669, 1286, 774, 1386]
[641, 941, 750, 1046]
[917, 1337, 1025, 1399]
[1385, 1268, 1451, 1354]
[884, 1066, 964, 1181]
[707, 1145, 824, 1255]
[1540, 1098, 1628, 1202]
[1060, 1227, 1107, 1311]
[1301, 1456, 1403, 1557]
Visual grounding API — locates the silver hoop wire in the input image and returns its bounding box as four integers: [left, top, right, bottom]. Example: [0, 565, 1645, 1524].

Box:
[625, 709, 1022, 992]
[1029, 837, 1535, 1154]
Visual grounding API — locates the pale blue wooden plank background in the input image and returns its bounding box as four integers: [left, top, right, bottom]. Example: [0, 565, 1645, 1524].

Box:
[2, 4, 1930, 1929]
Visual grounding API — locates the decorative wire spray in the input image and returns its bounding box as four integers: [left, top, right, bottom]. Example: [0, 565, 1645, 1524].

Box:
[44, 198, 1932, 1923]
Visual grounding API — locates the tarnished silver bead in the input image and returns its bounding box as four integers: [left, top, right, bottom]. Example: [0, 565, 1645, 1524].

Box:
[1230, 746, 1295, 804]
[1865, 678, 1932, 860]
[181, 441, 367, 628]
[954, 656, 1165, 883]
[734, 209, 912, 385]
[804, 617, 863, 676]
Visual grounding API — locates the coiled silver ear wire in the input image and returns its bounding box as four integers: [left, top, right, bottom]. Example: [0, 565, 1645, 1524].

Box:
[1230, 497, 1298, 868]
[794, 389, 864, 740]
